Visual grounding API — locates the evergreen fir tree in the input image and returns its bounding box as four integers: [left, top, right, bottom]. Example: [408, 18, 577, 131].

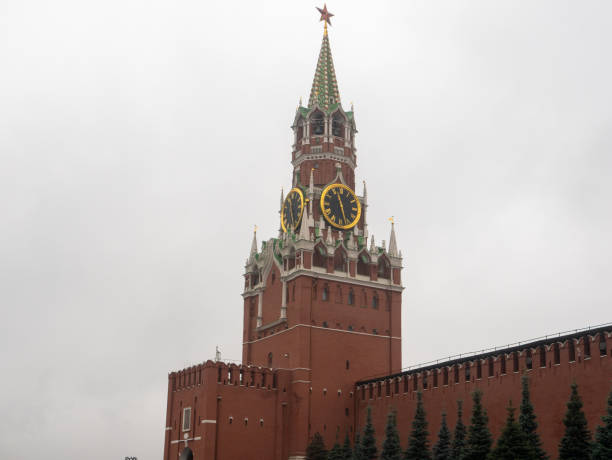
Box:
[558, 382, 591, 460]
[381, 410, 402, 460]
[592, 388, 612, 460]
[433, 412, 452, 460]
[405, 391, 431, 460]
[329, 440, 343, 460]
[352, 433, 363, 460]
[450, 401, 467, 460]
[519, 375, 548, 460]
[306, 432, 328, 460]
[490, 402, 531, 460]
[361, 407, 378, 460]
[342, 433, 353, 460]
[464, 390, 492, 460]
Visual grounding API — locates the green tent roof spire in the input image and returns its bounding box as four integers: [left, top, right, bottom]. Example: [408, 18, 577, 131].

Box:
[308, 31, 341, 112]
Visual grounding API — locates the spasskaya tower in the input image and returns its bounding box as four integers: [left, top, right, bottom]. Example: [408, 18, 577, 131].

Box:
[164, 6, 403, 460]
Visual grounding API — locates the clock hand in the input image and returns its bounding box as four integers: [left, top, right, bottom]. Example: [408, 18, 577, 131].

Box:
[338, 195, 348, 222]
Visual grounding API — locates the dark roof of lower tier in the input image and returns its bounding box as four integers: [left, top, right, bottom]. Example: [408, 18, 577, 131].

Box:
[356, 322, 612, 386]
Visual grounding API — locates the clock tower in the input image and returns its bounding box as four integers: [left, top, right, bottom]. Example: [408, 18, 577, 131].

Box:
[241, 6, 403, 456]
[163, 8, 403, 460]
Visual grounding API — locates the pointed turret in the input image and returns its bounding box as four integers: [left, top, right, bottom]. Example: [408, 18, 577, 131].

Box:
[249, 227, 258, 263]
[299, 208, 310, 241]
[388, 220, 399, 257]
[369, 235, 376, 253]
[308, 31, 341, 111]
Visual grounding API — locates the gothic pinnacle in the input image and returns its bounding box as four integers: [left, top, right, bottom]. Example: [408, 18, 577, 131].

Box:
[388, 218, 398, 258]
[249, 226, 258, 263]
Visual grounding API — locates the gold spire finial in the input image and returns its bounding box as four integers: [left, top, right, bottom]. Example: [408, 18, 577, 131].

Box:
[254, 225, 258, 233]
[388, 216, 394, 224]
[316, 4, 334, 36]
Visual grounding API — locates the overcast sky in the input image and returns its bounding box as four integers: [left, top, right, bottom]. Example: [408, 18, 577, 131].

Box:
[1, 1, 611, 459]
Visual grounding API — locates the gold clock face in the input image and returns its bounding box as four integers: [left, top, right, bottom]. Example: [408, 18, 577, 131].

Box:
[320, 183, 361, 230]
[281, 188, 305, 233]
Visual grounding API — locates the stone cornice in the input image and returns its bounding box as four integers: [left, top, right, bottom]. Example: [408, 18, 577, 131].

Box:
[292, 151, 356, 170]
[281, 268, 404, 292]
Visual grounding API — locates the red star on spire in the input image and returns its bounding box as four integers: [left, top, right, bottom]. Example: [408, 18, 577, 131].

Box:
[316, 4, 334, 30]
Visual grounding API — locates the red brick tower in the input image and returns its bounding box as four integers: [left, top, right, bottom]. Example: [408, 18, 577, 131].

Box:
[163, 9, 403, 460]
[241, 13, 403, 458]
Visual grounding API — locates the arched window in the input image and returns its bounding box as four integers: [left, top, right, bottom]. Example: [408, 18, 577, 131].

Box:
[332, 113, 344, 138]
[443, 367, 448, 385]
[322, 284, 329, 301]
[313, 243, 327, 268]
[488, 357, 494, 376]
[348, 289, 354, 305]
[554, 343, 560, 364]
[357, 252, 370, 276]
[311, 111, 324, 135]
[377, 257, 391, 279]
[453, 364, 459, 383]
[476, 360, 482, 379]
[296, 121, 304, 143]
[334, 248, 347, 272]
[465, 363, 471, 381]
[500, 355, 506, 374]
[267, 352, 273, 368]
[372, 292, 379, 309]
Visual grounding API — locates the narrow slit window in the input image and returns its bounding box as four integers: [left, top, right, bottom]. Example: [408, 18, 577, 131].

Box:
[500, 355, 506, 374]
[454, 365, 459, 384]
[443, 367, 448, 385]
[554, 343, 561, 364]
[403, 376, 408, 393]
[476, 360, 482, 379]
[488, 358, 494, 377]
[599, 334, 607, 356]
[539, 345, 546, 367]
[465, 363, 471, 382]
[182, 407, 192, 432]
[433, 370, 438, 387]
[413, 374, 418, 391]
[513, 352, 519, 372]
